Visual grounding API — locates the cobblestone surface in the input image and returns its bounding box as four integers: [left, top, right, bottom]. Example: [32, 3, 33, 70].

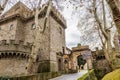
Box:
[50, 70, 88, 80]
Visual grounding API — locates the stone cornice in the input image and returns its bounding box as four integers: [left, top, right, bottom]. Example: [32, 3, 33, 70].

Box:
[0, 2, 67, 29]
[0, 40, 32, 53]
[72, 46, 90, 52]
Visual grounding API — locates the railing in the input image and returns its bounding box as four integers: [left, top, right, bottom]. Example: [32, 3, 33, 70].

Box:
[77, 69, 97, 80]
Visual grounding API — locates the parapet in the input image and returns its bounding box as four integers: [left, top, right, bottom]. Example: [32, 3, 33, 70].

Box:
[72, 45, 90, 52]
[41, 3, 67, 28]
[0, 39, 32, 53]
[51, 5, 66, 28]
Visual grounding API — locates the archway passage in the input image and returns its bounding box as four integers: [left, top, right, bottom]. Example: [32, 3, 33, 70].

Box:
[37, 63, 49, 73]
[77, 55, 86, 70]
[58, 59, 62, 71]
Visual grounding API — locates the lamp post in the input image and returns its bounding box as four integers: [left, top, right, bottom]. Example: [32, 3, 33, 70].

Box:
[82, 50, 92, 80]
[118, 36, 120, 56]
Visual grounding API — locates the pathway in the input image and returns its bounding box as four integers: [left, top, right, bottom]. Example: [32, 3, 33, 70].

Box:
[50, 70, 88, 80]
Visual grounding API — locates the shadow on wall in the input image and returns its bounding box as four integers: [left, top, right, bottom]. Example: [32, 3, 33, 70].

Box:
[37, 62, 50, 73]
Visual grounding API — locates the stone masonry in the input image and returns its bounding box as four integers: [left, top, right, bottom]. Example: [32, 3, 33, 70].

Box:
[0, 1, 66, 76]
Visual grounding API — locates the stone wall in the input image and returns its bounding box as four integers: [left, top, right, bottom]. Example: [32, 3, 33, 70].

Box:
[1, 2, 32, 19]
[0, 40, 31, 53]
[0, 40, 31, 75]
[0, 1, 66, 75]
[0, 58, 27, 76]
[49, 16, 66, 72]
[0, 72, 61, 80]
[24, 19, 35, 43]
[15, 18, 25, 41]
[0, 19, 17, 41]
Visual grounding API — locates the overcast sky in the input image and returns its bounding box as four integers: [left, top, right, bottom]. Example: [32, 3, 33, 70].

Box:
[62, 6, 80, 49]
[57, 0, 81, 49]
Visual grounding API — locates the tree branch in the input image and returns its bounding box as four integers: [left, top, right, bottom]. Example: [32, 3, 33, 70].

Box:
[0, 0, 8, 14]
[93, 0, 108, 39]
[97, 25, 104, 46]
[40, 0, 52, 33]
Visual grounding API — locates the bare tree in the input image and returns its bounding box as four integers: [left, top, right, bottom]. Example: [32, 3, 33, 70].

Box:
[26, 0, 52, 74]
[92, 0, 120, 69]
[76, 0, 119, 69]
[0, 0, 9, 14]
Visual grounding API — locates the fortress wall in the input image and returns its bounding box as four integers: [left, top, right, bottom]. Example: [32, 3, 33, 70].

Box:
[0, 58, 27, 76]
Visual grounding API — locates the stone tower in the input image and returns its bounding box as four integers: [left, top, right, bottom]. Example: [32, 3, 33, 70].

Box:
[0, 2, 66, 76]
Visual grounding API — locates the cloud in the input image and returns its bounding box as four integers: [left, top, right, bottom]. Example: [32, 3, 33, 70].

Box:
[62, 2, 81, 49]
[65, 21, 81, 49]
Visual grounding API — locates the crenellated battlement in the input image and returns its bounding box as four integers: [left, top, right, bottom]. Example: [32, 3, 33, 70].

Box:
[51, 5, 66, 27]
[41, 3, 66, 28]
[0, 40, 32, 55]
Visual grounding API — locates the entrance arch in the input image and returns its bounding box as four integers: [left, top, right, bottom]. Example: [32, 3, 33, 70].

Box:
[77, 55, 86, 70]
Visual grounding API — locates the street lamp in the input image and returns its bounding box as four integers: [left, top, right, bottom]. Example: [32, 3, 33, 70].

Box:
[82, 50, 92, 80]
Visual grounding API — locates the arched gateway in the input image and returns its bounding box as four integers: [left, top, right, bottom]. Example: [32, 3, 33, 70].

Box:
[63, 46, 93, 72]
[71, 45, 93, 71]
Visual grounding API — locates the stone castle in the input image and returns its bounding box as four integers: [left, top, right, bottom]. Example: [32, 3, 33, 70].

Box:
[0, 2, 66, 76]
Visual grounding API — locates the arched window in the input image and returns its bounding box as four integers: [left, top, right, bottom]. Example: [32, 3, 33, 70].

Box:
[59, 27, 62, 34]
[31, 23, 36, 30]
[64, 59, 68, 64]
[10, 24, 13, 30]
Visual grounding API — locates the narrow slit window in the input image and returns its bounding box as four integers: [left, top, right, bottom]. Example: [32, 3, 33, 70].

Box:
[31, 23, 36, 30]
[10, 24, 13, 30]
[59, 27, 62, 34]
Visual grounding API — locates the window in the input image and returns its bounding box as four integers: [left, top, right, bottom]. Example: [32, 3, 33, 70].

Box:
[10, 24, 13, 30]
[59, 27, 62, 34]
[62, 47, 65, 54]
[31, 23, 36, 30]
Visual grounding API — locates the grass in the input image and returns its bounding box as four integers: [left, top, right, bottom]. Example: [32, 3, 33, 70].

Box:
[102, 69, 120, 80]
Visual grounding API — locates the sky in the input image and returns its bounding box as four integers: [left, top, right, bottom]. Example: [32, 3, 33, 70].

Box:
[56, 0, 82, 49]
[62, 5, 81, 49]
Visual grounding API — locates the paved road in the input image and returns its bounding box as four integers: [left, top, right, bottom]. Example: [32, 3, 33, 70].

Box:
[50, 70, 88, 80]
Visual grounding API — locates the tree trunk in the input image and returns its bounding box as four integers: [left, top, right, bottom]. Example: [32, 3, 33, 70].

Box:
[26, 0, 52, 74]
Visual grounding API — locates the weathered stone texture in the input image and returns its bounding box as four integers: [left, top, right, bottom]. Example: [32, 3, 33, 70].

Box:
[0, 58, 27, 76]
[0, 19, 17, 41]
[49, 16, 66, 72]
[50, 16, 65, 61]
[1, 2, 32, 19]
[15, 19, 25, 41]
[0, 1, 66, 75]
